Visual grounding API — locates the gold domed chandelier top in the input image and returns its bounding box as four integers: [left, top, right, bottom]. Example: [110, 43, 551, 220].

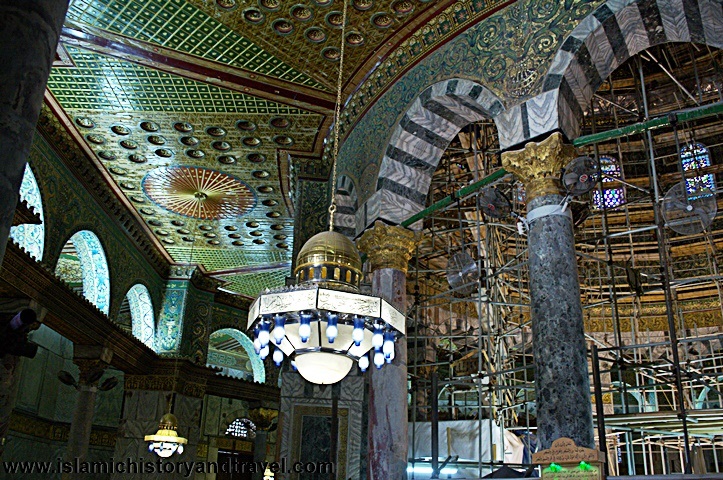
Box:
[293, 230, 362, 292]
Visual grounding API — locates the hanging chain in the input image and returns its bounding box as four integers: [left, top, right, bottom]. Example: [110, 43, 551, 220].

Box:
[328, 0, 348, 231]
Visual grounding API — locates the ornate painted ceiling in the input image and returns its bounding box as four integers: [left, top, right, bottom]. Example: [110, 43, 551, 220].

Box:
[49, 0, 498, 296]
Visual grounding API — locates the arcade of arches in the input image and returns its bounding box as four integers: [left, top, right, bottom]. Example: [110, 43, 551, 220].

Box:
[0, 0, 722, 479]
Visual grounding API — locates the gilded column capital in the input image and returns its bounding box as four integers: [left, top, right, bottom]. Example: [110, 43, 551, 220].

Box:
[356, 221, 419, 274]
[248, 407, 278, 431]
[501, 132, 577, 202]
[74, 359, 109, 386]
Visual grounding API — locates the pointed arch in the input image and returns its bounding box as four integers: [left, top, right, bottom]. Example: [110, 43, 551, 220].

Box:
[496, 0, 723, 148]
[126, 284, 155, 350]
[360, 78, 505, 232]
[208, 328, 265, 383]
[10, 164, 45, 261]
[56, 230, 111, 314]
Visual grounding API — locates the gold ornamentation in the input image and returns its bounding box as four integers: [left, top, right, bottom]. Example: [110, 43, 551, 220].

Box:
[501, 132, 577, 202]
[247, 407, 279, 431]
[356, 221, 419, 273]
[124, 374, 207, 398]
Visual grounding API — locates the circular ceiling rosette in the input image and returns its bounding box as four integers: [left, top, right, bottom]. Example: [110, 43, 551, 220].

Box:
[142, 166, 256, 220]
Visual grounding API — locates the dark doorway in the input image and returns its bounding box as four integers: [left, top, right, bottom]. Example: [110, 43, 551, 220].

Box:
[216, 450, 255, 480]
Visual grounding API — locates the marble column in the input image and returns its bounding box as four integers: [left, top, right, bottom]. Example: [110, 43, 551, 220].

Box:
[501, 132, 594, 449]
[64, 346, 113, 478]
[0, 0, 69, 265]
[357, 222, 418, 480]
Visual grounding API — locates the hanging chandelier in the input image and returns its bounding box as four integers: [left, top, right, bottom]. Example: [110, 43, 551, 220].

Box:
[247, 231, 405, 385]
[145, 412, 188, 458]
[246, 0, 406, 385]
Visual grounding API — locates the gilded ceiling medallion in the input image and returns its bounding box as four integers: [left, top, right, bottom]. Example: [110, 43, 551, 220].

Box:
[182, 236, 194, 242]
[273, 135, 294, 146]
[270, 224, 284, 230]
[162, 239, 175, 245]
[173, 122, 193, 133]
[111, 125, 131, 135]
[246, 221, 260, 228]
[243, 8, 265, 24]
[142, 166, 255, 220]
[250, 231, 263, 237]
[129, 154, 147, 163]
[140, 208, 155, 215]
[120, 182, 136, 190]
[263, 199, 278, 206]
[248, 153, 266, 163]
[171, 220, 185, 226]
[277, 243, 289, 249]
[224, 225, 238, 231]
[353, 0, 373, 11]
[391, 0, 414, 15]
[207, 126, 227, 137]
[322, 47, 341, 61]
[258, 185, 274, 193]
[270, 117, 291, 128]
[259, 0, 281, 11]
[120, 140, 139, 150]
[232, 240, 244, 246]
[109, 167, 127, 176]
[156, 148, 173, 158]
[274, 234, 287, 240]
[371, 12, 393, 28]
[325, 11, 344, 28]
[178, 228, 191, 234]
[98, 151, 116, 161]
[212, 141, 232, 151]
[243, 137, 262, 147]
[229, 233, 242, 239]
[266, 211, 281, 218]
[291, 5, 313, 21]
[156, 229, 169, 236]
[345, 31, 365, 46]
[253, 170, 270, 179]
[186, 149, 206, 159]
[130, 195, 145, 203]
[216, 0, 236, 9]
[148, 135, 166, 145]
[315, 0, 332, 7]
[199, 225, 213, 231]
[208, 240, 221, 245]
[273, 19, 294, 35]
[140, 121, 160, 132]
[253, 239, 265, 244]
[204, 233, 217, 238]
[148, 219, 163, 227]
[305, 27, 327, 43]
[237, 120, 257, 131]
[86, 134, 105, 145]
[76, 117, 95, 129]
[218, 155, 237, 164]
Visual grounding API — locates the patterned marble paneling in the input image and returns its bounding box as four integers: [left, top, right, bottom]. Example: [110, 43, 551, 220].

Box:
[291, 179, 328, 270]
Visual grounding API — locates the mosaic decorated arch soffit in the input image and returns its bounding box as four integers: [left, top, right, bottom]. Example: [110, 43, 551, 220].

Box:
[47, 44, 321, 290]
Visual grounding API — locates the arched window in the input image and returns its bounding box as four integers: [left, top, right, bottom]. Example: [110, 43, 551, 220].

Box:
[55, 231, 110, 314]
[225, 418, 256, 439]
[593, 155, 625, 209]
[126, 284, 155, 350]
[207, 328, 265, 383]
[681, 143, 716, 194]
[10, 164, 45, 261]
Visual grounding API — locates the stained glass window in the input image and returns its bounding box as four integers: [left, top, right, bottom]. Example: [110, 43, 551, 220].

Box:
[225, 418, 256, 438]
[681, 143, 716, 193]
[56, 231, 110, 314]
[10, 164, 45, 261]
[127, 284, 155, 350]
[593, 155, 626, 209]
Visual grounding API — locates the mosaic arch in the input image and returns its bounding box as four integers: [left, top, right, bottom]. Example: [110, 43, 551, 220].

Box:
[359, 78, 505, 233]
[126, 284, 155, 350]
[334, 175, 358, 238]
[10, 164, 45, 261]
[210, 328, 265, 383]
[497, 0, 723, 148]
[57, 231, 111, 315]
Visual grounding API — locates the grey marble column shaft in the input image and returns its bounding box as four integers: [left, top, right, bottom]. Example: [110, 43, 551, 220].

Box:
[0, 0, 69, 264]
[64, 384, 97, 471]
[368, 267, 408, 480]
[527, 194, 594, 449]
[0, 355, 22, 457]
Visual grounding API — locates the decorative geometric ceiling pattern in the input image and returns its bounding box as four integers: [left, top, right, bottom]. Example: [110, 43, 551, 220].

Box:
[66, 0, 328, 90]
[217, 269, 289, 298]
[48, 45, 323, 272]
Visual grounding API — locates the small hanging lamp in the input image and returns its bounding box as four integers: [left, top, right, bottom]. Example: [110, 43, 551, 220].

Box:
[145, 412, 188, 458]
